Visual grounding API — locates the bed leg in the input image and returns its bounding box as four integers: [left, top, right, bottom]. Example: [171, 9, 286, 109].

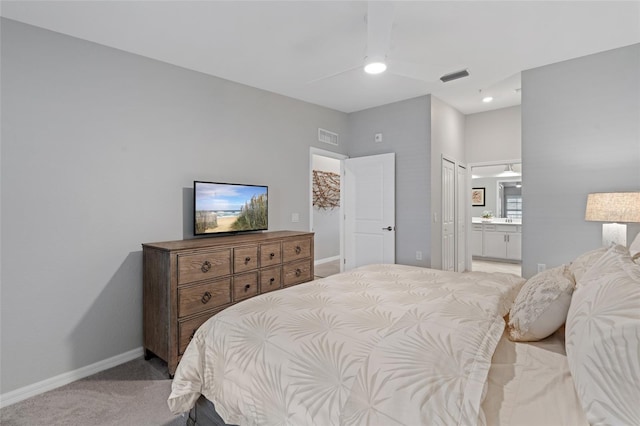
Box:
[186, 406, 197, 426]
[143, 348, 155, 361]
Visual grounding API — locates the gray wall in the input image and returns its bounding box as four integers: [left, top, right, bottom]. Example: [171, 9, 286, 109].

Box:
[465, 105, 521, 164]
[429, 96, 466, 270]
[522, 43, 640, 278]
[347, 96, 432, 267]
[0, 19, 348, 394]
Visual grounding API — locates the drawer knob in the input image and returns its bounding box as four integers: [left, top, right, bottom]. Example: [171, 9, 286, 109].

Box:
[201, 291, 212, 304]
[295, 246, 301, 255]
[201, 260, 212, 273]
[295, 268, 302, 277]
[244, 256, 251, 264]
[244, 284, 251, 292]
[269, 252, 275, 259]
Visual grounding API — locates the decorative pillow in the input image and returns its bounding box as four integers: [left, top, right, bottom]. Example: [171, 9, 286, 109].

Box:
[565, 244, 640, 426]
[568, 246, 607, 283]
[507, 265, 575, 342]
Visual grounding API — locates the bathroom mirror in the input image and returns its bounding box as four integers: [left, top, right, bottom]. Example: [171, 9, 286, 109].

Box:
[471, 162, 522, 220]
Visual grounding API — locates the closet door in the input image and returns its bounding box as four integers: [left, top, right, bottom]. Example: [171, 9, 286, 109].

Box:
[441, 158, 456, 271]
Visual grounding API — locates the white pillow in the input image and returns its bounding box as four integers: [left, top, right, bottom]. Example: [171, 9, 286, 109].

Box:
[507, 265, 575, 342]
[568, 246, 607, 283]
[565, 244, 640, 426]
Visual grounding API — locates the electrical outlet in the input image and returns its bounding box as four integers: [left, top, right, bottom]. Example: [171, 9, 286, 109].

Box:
[291, 213, 299, 223]
[416, 251, 423, 261]
[537, 263, 546, 273]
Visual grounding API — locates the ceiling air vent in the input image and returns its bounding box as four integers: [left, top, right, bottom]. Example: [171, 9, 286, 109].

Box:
[318, 128, 339, 146]
[440, 69, 470, 83]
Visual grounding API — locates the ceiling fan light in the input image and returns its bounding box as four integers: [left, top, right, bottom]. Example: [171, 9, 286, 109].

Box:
[364, 61, 387, 75]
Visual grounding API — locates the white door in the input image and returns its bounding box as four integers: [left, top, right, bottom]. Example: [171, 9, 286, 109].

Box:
[344, 153, 395, 271]
[442, 158, 456, 271]
[456, 164, 467, 272]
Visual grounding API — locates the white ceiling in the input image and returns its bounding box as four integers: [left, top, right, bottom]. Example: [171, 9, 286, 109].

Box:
[2, 1, 639, 114]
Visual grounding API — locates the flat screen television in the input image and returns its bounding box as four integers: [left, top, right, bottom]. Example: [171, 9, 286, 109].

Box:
[194, 181, 268, 236]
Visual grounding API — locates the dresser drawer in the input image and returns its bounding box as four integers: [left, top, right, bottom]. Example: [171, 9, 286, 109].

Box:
[260, 266, 282, 293]
[177, 278, 231, 318]
[233, 272, 259, 301]
[282, 238, 312, 262]
[260, 242, 282, 267]
[234, 245, 258, 273]
[283, 259, 313, 287]
[178, 312, 217, 355]
[178, 250, 231, 285]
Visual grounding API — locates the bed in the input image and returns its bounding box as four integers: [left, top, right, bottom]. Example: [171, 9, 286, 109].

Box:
[168, 243, 640, 426]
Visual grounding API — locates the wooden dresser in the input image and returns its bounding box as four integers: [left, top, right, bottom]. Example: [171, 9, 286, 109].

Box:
[142, 230, 314, 375]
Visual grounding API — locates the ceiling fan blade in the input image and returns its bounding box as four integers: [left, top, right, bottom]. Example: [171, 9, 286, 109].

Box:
[387, 60, 444, 83]
[366, 1, 394, 60]
[304, 64, 363, 86]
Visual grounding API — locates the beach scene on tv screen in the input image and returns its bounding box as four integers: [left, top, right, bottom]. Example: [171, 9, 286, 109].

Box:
[195, 184, 268, 234]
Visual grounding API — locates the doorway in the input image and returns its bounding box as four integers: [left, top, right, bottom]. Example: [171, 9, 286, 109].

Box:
[310, 149, 396, 276]
[310, 148, 347, 278]
[469, 160, 523, 276]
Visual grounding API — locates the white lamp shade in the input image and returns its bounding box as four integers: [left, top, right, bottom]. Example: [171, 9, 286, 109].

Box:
[585, 192, 640, 223]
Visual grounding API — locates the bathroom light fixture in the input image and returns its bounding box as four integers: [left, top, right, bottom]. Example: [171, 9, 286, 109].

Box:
[482, 96, 494, 103]
[499, 164, 519, 177]
[585, 192, 640, 246]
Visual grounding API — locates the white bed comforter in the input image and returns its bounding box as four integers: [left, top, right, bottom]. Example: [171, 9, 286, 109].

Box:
[168, 264, 524, 425]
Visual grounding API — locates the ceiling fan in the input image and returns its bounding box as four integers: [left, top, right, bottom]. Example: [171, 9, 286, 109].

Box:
[306, 2, 458, 85]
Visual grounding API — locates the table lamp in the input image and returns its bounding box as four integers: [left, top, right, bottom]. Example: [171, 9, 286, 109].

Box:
[585, 192, 640, 246]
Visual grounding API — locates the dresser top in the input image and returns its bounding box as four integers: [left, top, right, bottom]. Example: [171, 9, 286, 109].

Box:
[143, 230, 313, 252]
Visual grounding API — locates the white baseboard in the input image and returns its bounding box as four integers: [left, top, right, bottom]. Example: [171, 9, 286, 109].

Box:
[315, 255, 340, 266]
[0, 346, 144, 409]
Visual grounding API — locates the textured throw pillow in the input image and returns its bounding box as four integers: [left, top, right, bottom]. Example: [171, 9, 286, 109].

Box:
[568, 246, 607, 283]
[507, 265, 575, 342]
[565, 244, 640, 426]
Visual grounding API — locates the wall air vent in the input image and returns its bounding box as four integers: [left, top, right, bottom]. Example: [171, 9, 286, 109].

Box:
[318, 128, 339, 146]
[440, 69, 470, 83]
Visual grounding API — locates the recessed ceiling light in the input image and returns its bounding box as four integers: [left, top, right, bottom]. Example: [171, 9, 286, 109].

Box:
[482, 96, 494, 103]
[364, 61, 387, 75]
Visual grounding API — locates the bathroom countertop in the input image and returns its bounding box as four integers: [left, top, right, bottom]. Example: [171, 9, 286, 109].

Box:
[472, 218, 522, 225]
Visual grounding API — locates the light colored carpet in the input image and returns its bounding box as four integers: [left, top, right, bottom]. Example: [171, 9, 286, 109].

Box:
[0, 357, 185, 426]
[314, 259, 340, 278]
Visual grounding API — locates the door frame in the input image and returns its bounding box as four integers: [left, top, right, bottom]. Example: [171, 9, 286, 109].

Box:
[467, 159, 522, 269]
[309, 148, 348, 271]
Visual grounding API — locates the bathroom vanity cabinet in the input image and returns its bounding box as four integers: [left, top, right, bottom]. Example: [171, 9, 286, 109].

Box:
[472, 222, 522, 261]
